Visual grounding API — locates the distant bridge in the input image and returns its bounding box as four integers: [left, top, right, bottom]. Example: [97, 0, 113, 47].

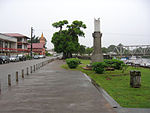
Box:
[112, 45, 150, 56]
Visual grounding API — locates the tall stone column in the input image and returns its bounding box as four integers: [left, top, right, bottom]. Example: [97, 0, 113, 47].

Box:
[91, 18, 103, 63]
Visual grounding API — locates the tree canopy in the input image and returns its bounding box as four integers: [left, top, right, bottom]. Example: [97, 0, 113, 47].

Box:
[28, 36, 40, 43]
[51, 20, 86, 59]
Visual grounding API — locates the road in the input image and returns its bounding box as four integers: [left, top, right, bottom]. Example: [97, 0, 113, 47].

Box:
[0, 56, 56, 94]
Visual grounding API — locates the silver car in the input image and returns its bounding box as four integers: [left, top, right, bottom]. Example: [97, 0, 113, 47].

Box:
[9, 56, 19, 62]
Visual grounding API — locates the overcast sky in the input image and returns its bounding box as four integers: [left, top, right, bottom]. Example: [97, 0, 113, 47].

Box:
[0, 0, 150, 49]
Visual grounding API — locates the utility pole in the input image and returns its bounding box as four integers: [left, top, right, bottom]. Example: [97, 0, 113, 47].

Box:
[30, 27, 33, 57]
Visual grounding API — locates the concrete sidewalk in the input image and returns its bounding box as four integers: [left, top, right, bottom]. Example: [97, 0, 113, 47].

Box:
[0, 60, 116, 113]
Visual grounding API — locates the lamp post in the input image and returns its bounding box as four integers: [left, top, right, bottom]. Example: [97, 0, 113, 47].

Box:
[30, 27, 33, 57]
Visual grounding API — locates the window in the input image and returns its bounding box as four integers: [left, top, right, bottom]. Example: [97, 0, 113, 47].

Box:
[17, 45, 22, 49]
[5, 42, 8, 48]
[0, 40, 3, 48]
[9, 42, 11, 48]
[17, 38, 22, 42]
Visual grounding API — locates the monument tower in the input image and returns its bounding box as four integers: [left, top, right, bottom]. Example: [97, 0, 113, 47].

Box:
[91, 18, 103, 62]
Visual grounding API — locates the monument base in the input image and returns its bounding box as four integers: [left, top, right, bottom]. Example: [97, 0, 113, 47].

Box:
[91, 54, 103, 63]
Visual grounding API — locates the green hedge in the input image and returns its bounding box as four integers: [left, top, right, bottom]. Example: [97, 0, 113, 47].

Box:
[92, 62, 106, 74]
[66, 58, 80, 69]
[104, 59, 124, 70]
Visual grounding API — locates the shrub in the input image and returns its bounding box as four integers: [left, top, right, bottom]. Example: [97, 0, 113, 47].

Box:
[104, 59, 124, 70]
[26, 55, 32, 60]
[45, 51, 52, 56]
[92, 62, 106, 74]
[66, 58, 80, 69]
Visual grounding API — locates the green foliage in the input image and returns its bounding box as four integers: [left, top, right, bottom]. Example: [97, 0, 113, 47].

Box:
[62, 59, 150, 108]
[92, 62, 106, 74]
[107, 45, 116, 52]
[85, 47, 93, 56]
[26, 55, 32, 60]
[102, 47, 108, 53]
[66, 58, 80, 69]
[52, 20, 68, 31]
[79, 45, 86, 56]
[28, 36, 40, 43]
[104, 59, 124, 69]
[121, 63, 128, 73]
[51, 20, 86, 59]
[45, 51, 52, 56]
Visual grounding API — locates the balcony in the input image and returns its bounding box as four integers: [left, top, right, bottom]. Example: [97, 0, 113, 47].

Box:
[17, 42, 28, 45]
[0, 47, 29, 52]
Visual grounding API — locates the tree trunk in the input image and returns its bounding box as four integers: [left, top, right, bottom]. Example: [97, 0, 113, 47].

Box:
[62, 52, 67, 59]
[68, 53, 72, 58]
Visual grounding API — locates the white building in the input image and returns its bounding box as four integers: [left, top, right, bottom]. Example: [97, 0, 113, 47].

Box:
[0, 33, 29, 56]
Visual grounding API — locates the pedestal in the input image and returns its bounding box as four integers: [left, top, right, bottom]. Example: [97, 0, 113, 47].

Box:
[91, 32, 103, 63]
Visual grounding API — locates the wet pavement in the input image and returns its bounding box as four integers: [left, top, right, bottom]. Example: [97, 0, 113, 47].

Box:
[0, 56, 56, 94]
[0, 60, 116, 113]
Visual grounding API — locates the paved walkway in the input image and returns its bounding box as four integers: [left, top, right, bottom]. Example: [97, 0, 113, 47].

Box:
[0, 60, 116, 113]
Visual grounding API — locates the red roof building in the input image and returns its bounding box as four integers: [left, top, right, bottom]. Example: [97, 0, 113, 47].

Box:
[4, 33, 29, 53]
[27, 33, 46, 55]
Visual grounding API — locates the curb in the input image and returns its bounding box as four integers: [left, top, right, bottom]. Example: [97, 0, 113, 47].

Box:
[83, 73, 121, 109]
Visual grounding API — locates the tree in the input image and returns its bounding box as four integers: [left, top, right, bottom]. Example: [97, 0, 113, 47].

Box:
[85, 47, 93, 56]
[102, 47, 108, 53]
[28, 36, 40, 43]
[79, 45, 86, 56]
[107, 45, 116, 52]
[51, 20, 86, 59]
[52, 20, 68, 31]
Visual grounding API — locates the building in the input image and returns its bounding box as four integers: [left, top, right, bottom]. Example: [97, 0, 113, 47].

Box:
[27, 33, 46, 55]
[4, 33, 29, 53]
[0, 33, 17, 55]
[27, 43, 45, 55]
[39, 33, 46, 47]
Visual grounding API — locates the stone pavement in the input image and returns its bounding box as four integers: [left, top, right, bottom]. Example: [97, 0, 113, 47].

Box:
[0, 60, 116, 113]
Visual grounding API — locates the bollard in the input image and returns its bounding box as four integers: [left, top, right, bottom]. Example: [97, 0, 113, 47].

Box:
[27, 67, 29, 75]
[16, 71, 19, 82]
[8, 74, 11, 86]
[130, 70, 141, 88]
[130, 71, 134, 86]
[0, 81, 1, 94]
[22, 69, 24, 78]
[38, 63, 40, 69]
[30, 66, 32, 73]
[34, 65, 35, 72]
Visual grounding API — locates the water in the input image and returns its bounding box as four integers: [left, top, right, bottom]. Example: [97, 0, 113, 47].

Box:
[127, 58, 150, 66]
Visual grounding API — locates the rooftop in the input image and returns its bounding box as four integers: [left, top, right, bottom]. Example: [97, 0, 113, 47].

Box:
[27, 43, 44, 49]
[4, 33, 29, 39]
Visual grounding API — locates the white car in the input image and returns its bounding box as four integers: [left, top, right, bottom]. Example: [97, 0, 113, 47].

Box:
[38, 55, 45, 59]
[9, 56, 19, 62]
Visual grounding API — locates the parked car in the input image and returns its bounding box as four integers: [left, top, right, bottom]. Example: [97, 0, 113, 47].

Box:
[0, 57, 3, 64]
[0, 56, 10, 63]
[9, 55, 20, 62]
[18, 54, 26, 61]
[33, 55, 39, 59]
[38, 55, 45, 59]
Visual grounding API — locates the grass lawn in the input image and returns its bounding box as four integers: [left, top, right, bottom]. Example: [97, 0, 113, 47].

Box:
[62, 59, 150, 108]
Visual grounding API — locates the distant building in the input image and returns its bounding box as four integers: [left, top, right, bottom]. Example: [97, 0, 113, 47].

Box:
[0, 33, 29, 55]
[39, 33, 46, 46]
[27, 33, 46, 55]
